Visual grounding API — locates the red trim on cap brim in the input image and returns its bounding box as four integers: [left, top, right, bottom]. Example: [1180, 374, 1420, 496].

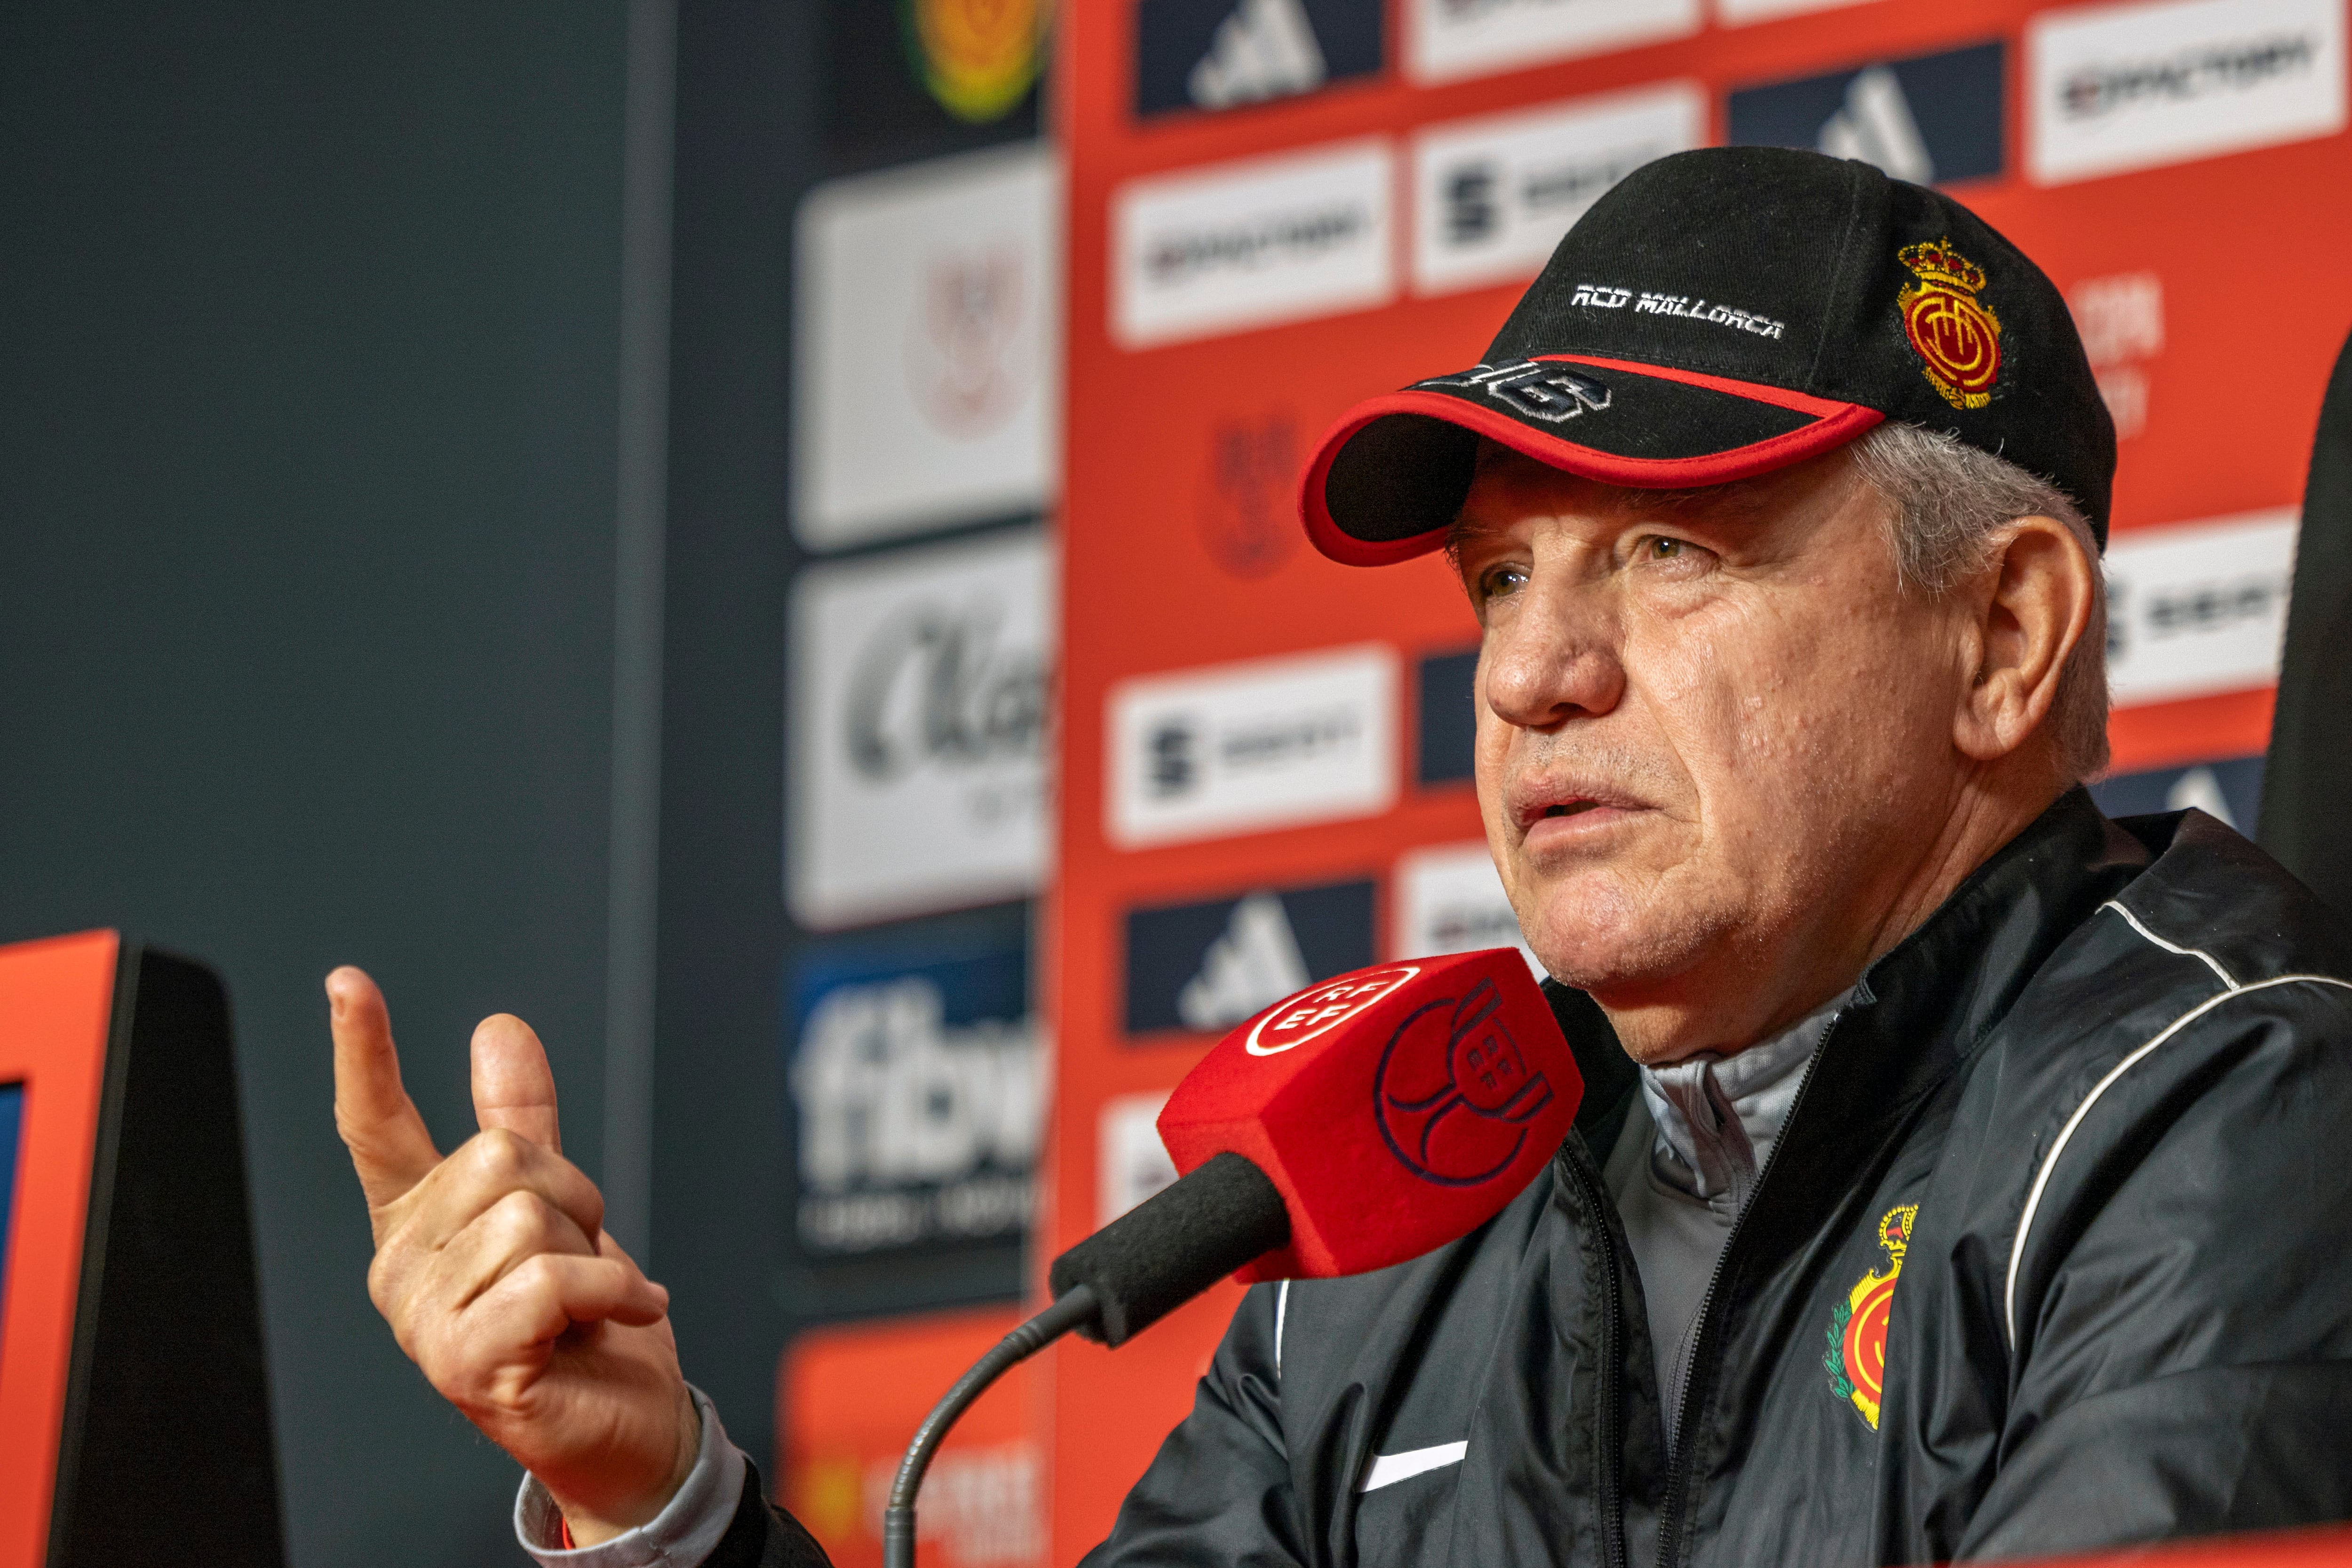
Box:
[1299, 358, 1885, 568]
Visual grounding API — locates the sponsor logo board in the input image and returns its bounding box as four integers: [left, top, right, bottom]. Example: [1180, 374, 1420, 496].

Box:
[2104, 508, 2299, 708]
[793, 145, 1062, 551]
[1717, 0, 1876, 23]
[1393, 841, 1543, 977]
[1134, 0, 1384, 117]
[1124, 879, 1378, 1035]
[2028, 0, 2348, 186]
[1412, 81, 1707, 296]
[1112, 138, 1395, 349]
[786, 939, 1041, 1258]
[789, 527, 1054, 928]
[1406, 0, 1700, 86]
[1728, 41, 2006, 187]
[1098, 1090, 1179, 1226]
[1108, 644, 1398, 846]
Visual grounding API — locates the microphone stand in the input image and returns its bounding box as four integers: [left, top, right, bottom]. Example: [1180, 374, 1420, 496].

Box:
[881, 1283, 1100, 1568]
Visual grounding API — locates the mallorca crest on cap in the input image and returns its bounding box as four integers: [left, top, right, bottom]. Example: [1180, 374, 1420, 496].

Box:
[1897, 238, 2002, 411]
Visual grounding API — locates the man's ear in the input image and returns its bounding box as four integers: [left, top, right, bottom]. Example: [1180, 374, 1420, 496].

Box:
[1952, 516, 2097, 764]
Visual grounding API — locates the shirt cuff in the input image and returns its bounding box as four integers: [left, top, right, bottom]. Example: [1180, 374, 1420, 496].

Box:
[513, 1385, 748, 1568]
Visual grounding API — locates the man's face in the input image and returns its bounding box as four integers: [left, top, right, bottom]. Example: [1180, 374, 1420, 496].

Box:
[1455, 444, 1975, 1061]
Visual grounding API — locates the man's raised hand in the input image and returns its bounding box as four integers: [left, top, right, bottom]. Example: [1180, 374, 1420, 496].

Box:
[327, 967, 698, 1545]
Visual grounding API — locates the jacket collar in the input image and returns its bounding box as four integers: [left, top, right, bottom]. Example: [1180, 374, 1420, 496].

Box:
[1546, 788, 2152, 1208]
[1737, 787, 2152, 1261]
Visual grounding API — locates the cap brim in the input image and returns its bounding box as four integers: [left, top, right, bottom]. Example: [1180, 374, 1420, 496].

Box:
[1301, 354, 1885, 566]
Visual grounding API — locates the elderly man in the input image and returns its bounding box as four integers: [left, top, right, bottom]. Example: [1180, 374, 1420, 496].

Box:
[331, 148, 2352, 1568]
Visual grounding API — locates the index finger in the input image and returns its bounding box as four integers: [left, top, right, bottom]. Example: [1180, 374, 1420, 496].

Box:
[328, 966, 443, 1210]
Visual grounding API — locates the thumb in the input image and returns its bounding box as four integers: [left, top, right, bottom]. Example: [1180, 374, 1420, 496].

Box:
[472, 1012, 563, 1154]
[328, 967, 443, 1210]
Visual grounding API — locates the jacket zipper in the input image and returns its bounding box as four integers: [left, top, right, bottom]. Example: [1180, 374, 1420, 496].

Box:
[1654, 1016, 1840, 1568]
[1559, 1135, 1629, 1568]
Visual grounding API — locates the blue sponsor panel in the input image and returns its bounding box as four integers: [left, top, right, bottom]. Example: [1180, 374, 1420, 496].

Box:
[1126, 879, 1377, 1035]
[0, 1081, 20, 1334]
[2089, 754, 2265, 837]
[1728, 41, 2006, 188]
[1418, 646, 1479, 788]
[1136, 0, 1385, 118]
[784, 932, 1039, 1261]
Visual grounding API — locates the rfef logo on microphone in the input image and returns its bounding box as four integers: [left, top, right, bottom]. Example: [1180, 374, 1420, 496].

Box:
[1245, 966, 1419, 1055]
[1373, 976, 1555, 1186]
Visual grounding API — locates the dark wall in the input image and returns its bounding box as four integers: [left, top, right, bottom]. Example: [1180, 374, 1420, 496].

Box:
[0, 6, 631, 1565]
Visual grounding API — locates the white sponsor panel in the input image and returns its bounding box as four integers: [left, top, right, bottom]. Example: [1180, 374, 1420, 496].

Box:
[789, 528, 1055, 927]
[2104, 509, 2299, 707]
[2028, 0, 2348, 186]
[1412, 82, 1707, 296]
[1108, 644, 1398, 847]
[1112, 138, 1395, 349]
[793, 145, 1063, 550]
[1716, 0, 1874, 22]
[1098, 1090, 1179, 1227]
[1393, 841, 1545, 978]
[1406, 0, 1700, 86]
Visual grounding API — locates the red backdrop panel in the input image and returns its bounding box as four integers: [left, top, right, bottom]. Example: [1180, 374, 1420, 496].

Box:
[1047, 0, 2350, 1556]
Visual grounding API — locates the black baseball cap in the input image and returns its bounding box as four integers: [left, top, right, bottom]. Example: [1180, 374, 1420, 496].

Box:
[1301, 146, 2116, 564]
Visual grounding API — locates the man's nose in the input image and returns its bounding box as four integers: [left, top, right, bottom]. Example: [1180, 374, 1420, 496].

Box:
[1479, 584, 1626, 729]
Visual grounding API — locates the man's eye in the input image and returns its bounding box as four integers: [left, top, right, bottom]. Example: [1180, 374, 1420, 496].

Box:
[1648, 536, 1686, 560]
[1478, 564, 1529, 601]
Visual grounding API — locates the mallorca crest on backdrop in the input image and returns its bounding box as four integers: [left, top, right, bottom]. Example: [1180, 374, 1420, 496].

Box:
[901, 0, 1052, 124]
[1825, 1202, 1918, 1429]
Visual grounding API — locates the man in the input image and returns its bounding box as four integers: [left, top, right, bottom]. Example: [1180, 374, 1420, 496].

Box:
[333, 148, 2352, 1568]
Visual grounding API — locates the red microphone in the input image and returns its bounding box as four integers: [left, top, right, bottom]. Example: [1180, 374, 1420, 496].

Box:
[885, 950, 1580, 1568]
[1048, 947, 1582, 1341]
[1158, 946, 1581, 1281]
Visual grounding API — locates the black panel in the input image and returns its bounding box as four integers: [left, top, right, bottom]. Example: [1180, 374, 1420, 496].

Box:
[51, 947, 283, 1568]
[2261, 328, 2352, 918]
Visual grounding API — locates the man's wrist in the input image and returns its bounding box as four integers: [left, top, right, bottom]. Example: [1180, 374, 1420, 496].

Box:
[558, 1383, 704, 1546]
[515, 1386, 747, 1568]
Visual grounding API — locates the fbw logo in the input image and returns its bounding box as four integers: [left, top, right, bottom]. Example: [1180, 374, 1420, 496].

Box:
[1373, 976, 1554, 1186]
[1418, 361, 1612, 423]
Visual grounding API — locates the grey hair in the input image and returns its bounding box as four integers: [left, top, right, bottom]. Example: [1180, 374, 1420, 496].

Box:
[1845, 421, 2110, 781]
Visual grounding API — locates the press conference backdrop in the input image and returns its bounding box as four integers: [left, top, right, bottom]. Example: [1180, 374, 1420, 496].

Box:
[761, 1, 2352, 1565]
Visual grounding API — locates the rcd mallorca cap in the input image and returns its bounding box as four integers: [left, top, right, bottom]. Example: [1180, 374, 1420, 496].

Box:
[1302, 146, 2117, 565]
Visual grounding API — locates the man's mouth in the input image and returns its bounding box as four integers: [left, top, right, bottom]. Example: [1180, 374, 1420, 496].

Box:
[1513, 782, 1648, 834]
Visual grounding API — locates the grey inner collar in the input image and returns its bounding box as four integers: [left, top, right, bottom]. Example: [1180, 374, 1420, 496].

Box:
[1639, 990, 1851, 1210]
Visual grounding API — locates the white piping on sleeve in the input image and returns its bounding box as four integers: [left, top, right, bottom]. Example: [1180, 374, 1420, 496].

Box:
[2100, 898, 2239, 988]
[1274, 1279, 1289, 1378]
[1360, 1442, 1468, 1493]
[2002, 969, 2352, 1351]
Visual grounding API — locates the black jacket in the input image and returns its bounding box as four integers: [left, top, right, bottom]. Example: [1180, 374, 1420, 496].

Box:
[726, 794, 2352, 1568]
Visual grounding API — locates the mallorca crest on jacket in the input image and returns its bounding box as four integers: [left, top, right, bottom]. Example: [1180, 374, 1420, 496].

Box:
[1825, 1202, 1917, 1429]
[1896, 239, 2000, 411]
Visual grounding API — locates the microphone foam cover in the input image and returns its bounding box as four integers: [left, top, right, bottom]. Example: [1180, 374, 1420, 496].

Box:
[1158, 948, 1581, 1282]
[1047, 1153, 1289, 1347]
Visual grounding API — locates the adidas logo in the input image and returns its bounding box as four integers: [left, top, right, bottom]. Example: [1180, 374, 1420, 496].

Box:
[1817, 65, 1935, 185]
[1177, 891, 1311, 1030]
[1188, 0, 1328, 111]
